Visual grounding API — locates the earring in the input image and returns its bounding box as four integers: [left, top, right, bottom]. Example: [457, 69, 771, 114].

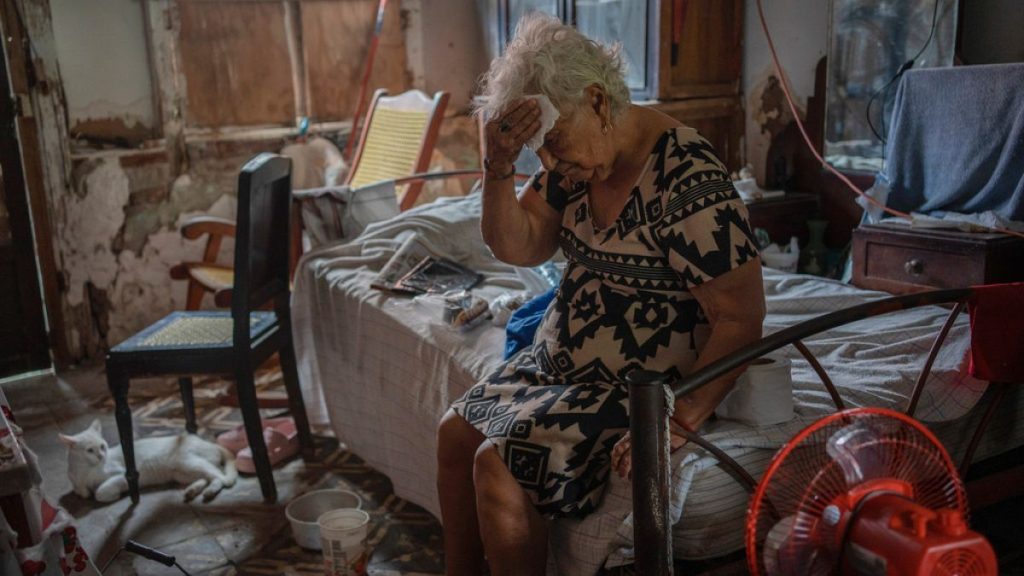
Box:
[602, 124, 610, 134]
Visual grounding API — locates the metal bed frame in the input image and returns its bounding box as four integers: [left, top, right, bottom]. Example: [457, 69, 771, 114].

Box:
[625, 287, 1015, 574]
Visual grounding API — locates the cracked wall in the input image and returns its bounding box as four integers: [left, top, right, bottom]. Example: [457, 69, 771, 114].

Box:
[741, 0, 827, 185]
[60, 128, 481, 360]
[19, 0, 485, 362]
[62, 149, 242, 358]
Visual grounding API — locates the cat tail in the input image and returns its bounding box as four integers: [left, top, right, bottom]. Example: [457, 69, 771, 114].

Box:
[218, 445, 238, 487]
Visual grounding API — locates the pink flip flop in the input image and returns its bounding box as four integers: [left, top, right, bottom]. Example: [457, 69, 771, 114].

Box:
[217, 416, 293, 455]
[236, 418, 299, 474]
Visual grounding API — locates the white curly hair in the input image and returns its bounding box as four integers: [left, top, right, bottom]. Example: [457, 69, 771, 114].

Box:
[476, 12, 630, 122]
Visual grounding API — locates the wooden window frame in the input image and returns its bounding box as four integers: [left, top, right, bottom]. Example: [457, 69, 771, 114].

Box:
[495, 0, 660, 102]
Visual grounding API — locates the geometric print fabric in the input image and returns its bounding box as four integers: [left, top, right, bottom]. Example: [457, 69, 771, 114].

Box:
[451, 126, 758, 517]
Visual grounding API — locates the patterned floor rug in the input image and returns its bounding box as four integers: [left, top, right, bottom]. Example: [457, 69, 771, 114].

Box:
[112, 370, 756, 575]
[100, 368, 445, 575]
[16, 366, 1021, 575]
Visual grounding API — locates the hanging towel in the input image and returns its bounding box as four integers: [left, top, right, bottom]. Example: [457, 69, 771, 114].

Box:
[876, 63, 1024, 221]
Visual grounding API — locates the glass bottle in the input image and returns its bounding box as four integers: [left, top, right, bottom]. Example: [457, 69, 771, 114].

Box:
[801, 219, 828, 275]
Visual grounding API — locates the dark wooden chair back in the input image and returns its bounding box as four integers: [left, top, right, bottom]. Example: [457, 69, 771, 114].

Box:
[232, 153, 292, 348]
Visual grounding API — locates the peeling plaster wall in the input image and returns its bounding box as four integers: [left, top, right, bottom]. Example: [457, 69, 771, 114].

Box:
[50, 0, 155, 141]
[742, 0, 827, 185]
[21, 0, 485, 362]
[62, 149, 246, 357]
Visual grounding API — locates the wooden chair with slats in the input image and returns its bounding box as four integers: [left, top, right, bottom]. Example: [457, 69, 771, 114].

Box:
[170, 89, 449, 310]
[107, 154, 315, 504]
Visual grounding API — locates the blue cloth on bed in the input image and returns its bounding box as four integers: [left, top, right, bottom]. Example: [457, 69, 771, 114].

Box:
[876, 63, 1024, 221]
[504, 288, 556, 359]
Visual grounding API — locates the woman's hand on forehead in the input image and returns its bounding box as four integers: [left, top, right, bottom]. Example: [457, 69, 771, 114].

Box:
[485, 98, 542, 170]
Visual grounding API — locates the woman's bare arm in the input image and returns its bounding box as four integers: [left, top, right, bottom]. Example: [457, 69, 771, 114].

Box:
[480, 98, 562, 266]
[611, 258, 765, 479]
[481, 176, 562, 266]
[673, 258, 766, 429]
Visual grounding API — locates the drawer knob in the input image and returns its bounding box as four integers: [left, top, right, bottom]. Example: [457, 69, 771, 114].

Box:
[904, 258, 924, 276]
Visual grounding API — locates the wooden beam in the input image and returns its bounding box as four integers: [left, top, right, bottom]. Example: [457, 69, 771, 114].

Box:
[142, 0, 188, 175]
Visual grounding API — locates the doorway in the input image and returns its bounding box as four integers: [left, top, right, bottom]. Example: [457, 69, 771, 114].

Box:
[0, 29, 50, 378]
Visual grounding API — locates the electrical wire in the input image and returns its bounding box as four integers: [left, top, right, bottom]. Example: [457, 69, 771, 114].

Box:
[865, 0, 942, 144]
[865, 70, 902, 142]
[98, 547, 125, 574]
[753, 0, 1024, 240]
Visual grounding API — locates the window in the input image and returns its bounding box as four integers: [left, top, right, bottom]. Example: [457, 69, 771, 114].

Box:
[495, 0, 657, 100]
[824, 0, 958, 171]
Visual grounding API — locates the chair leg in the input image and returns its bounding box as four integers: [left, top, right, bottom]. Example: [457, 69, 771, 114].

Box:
[185, 279, 206, 311]
[278, 336, 315, 460]
[179, 377, 198, 434]
[106, 363, 140, 504]
[235, 368, 277, 503]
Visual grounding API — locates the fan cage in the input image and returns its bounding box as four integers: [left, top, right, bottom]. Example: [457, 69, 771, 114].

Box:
[933, 548, 988, 576]
[747, 408, 968, 576]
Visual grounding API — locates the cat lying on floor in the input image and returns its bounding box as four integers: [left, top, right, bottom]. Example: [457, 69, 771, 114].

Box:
[59, 420, 237, 503]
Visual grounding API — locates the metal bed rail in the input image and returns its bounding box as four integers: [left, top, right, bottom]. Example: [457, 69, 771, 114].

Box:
[626, 288, 979, 575]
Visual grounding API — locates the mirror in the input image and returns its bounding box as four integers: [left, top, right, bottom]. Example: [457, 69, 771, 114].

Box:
[825, 0, 958, 172]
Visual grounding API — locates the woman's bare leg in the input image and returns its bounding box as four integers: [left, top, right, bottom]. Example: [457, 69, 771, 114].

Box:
[437, 410, 488, 575]
[474, 442, 548, 576]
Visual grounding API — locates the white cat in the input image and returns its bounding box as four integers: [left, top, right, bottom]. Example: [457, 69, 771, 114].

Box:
[59, 419, 237, 503]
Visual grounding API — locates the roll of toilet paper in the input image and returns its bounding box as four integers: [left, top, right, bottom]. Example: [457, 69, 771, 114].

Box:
[714, 357, 793, 426]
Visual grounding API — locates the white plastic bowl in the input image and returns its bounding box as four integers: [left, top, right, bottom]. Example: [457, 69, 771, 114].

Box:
[285, 489, 362, 550]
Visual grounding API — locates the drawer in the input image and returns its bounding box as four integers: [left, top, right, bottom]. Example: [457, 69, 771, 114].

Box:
[852, 224, 1024, 294]
[862, 241, 985, 289]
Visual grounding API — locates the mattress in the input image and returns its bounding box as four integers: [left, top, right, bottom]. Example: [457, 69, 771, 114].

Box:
[292, 192, 1023, 574]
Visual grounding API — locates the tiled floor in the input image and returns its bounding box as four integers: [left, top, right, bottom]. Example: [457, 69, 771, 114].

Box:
[6, 366, 1024, 575]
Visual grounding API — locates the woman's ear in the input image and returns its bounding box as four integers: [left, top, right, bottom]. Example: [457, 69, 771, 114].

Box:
[585, 84, 610, 126]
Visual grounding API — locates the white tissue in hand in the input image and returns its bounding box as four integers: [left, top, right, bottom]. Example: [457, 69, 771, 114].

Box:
[524, 94, 560, 151]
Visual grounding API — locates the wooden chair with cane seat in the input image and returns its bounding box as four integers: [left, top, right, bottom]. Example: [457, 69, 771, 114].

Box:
[106, 153, 315, 504]
[169, 89, 449, 310]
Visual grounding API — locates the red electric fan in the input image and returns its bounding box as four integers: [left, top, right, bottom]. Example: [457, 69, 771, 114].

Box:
[747, 408, 997, 575]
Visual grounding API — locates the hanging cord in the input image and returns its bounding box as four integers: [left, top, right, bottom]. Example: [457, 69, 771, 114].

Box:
[754, 0, 1024, 240]
[865, 0, 942, 144]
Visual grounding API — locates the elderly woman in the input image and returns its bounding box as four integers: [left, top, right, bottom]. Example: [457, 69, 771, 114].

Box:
[436, 13, 765, 576]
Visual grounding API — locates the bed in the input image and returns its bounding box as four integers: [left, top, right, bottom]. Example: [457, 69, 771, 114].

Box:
[292, 190, 1024, 574]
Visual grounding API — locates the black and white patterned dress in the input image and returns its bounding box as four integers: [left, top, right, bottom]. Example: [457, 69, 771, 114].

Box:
[451, 127, 758, 517]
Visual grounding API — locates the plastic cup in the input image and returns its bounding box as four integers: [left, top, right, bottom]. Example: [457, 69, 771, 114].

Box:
[318, 508, 370, 576]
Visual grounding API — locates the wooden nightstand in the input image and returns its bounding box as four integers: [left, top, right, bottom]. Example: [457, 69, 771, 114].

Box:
[852, 223, 1024, 294]
[743, 192, 820, 245]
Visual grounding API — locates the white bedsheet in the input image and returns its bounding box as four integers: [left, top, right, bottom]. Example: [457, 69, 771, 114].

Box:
[293, 192, 999, 573]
